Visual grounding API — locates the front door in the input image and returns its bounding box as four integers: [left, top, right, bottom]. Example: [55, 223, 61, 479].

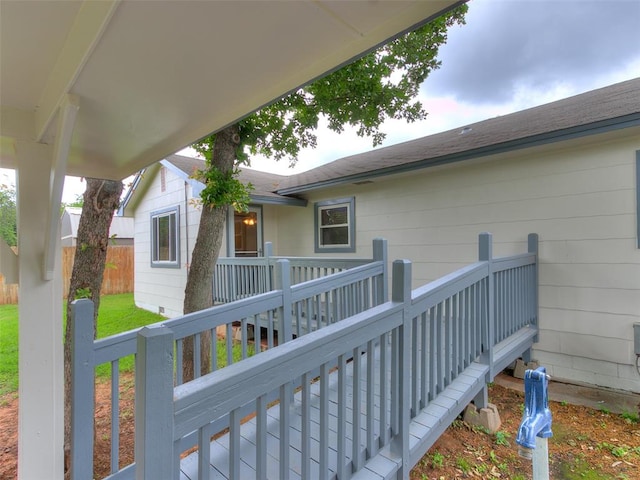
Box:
[233, 206, 262, 257]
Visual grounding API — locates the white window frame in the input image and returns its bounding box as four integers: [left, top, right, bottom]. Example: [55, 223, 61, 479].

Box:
[314, 197, 355, 253]
[150, 206, 180, 268]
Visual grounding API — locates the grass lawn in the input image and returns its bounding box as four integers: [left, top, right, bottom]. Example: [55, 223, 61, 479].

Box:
[0, 293, 165, 395]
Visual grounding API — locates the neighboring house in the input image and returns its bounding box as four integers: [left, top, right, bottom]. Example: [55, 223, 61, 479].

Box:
[61, 207, 134, 246]
[121, 78, 640, 392]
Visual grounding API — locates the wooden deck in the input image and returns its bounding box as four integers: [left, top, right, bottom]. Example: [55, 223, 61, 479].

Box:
[179, 329, 532, 480]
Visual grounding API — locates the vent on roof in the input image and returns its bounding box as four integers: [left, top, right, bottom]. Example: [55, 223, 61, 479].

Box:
[460, 126, 472, 135]
[353, 180, 374, 185]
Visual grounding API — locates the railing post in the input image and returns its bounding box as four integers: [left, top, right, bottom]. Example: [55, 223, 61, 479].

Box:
[479, 232, 495, 382]
[391, 259, 411, 479]
[372, 237, 388, 303]
[528, 233, 539, 343]
[135, 326, 174, 480]
[275, 259, 293, 343]
[70, 299, 95, 480]
[264, 241, 273, 292]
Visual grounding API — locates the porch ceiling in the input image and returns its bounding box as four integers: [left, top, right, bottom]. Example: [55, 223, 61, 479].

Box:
[0, 0, 460, 181]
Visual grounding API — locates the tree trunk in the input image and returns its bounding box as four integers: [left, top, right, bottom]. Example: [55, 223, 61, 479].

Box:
[182, 124, 239, 381]
[63, 178, 123, 477]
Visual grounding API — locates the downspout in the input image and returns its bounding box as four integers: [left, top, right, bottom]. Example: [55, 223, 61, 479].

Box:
[184, 181, 189, 274]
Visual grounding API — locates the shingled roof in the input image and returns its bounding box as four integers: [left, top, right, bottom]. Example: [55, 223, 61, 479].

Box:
[162, 154, 305, 205]
[277, 77, 640, 194]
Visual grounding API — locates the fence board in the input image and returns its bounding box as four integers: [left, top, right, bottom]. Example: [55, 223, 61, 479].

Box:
[0, 245, 133, 304]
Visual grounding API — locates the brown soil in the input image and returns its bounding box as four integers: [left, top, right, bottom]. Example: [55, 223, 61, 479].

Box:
[1, 379, 638, 480]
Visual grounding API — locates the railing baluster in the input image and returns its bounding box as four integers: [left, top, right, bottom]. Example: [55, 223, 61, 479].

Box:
[301, 373, 311, 479]
[411, 315, 419, 417]
[337, 354, 347, 479]
[175, 338, 183, 385]
[198, 422, 211, 480]
[241, 318, 248, 359]
[194, 332, 201, 378]
[420, 312, 428, 409]
[229, 408, 240, 480]
[226, 323, 233, 366]
[352, 345, 363, 471]
[279, 382, 291, 479]
[452, 292, 459, 378]
[366, 339, 376, 459]
[436, 302, 444, 393]
[379, 331, 389, 446]
[256, 395, 267, 480]
[111, 359, 119, 474]
[211, 328, 218, 370]
[319, 363, 329, 480]
[429, 306, 437, 401]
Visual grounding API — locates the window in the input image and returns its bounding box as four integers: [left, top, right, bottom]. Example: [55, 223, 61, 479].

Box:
[314, 197, 355, 253]
[151, 206, 180, 267]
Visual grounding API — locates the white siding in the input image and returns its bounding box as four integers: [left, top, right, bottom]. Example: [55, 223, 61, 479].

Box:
[275, 133, 640, 391]
[134, 168, 205, 318]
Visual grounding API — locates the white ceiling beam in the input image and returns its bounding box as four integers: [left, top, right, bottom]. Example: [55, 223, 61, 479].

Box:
[34, 0, 119, 143]
[43, 95, 79, 281]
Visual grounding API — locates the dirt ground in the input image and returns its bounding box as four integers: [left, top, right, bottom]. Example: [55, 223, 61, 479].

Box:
[1, 378, 638, 480]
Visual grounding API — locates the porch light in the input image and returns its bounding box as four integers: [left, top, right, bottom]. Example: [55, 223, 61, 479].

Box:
[243, 218, 256, 226]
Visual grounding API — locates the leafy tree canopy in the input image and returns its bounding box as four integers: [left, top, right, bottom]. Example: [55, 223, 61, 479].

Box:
[0, 183, 17, 247]
[194, 5, 467, 179]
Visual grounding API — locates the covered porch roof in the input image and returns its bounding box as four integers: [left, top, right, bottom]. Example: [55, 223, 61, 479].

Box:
[0, 2, 462, 478]
[1, 0, 461, 180]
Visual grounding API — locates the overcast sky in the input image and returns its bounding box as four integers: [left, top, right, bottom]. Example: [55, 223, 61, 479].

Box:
[4, 0, 637, 200]
[246, 0, 640, 175]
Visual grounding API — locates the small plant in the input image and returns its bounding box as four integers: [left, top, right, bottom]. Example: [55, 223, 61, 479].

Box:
[456, 457, 472, 474]
[560, 400, 568, 406]
[431, 451, 445, 468]
[74, 287, 92, 299]
[621, 411, 639, 423]
[599, 406, 611, 415]
[495, 430, 511, 447]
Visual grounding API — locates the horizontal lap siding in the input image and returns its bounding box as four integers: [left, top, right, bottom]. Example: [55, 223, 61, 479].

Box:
[134, 168, 205, 317]
[275, 132, 639, 391]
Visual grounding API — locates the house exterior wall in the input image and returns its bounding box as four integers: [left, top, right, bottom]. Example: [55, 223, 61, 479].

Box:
[275, 133, 640, 392]
[133, 167, 219, 317]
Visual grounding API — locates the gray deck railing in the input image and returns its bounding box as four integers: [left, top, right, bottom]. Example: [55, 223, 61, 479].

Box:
[213, 242, 380, 303]
[132, 233, 539, 480]
[69, 239, 388, 480]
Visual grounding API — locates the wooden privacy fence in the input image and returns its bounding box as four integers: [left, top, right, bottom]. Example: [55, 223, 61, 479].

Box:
[0, 245, 133, 304]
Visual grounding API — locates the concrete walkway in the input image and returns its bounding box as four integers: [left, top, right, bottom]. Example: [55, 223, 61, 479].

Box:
[494, 373, 640, 415]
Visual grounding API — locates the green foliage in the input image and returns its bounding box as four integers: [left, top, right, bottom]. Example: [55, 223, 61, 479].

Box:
[197, 164, 253, 212]
[0, 183, 17, 247]
[621, 411, 639, 423]
[455, 456, 472, 473]
[192, 5, 467, 208]
[63, 193, 84, 209]
[74, 287, 92, 300]
[238, 6, 467, 163]
[495, 430, 511, 447]
[430, 451, 444, 468]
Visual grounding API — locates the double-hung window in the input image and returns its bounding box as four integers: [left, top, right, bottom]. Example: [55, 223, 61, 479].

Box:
[151, 206, 180, 267]
[314, 197, 355, 253]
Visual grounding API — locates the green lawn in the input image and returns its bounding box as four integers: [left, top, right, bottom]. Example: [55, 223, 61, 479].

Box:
[0, 293, 165, 395]
[0, 293, 255, 396]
